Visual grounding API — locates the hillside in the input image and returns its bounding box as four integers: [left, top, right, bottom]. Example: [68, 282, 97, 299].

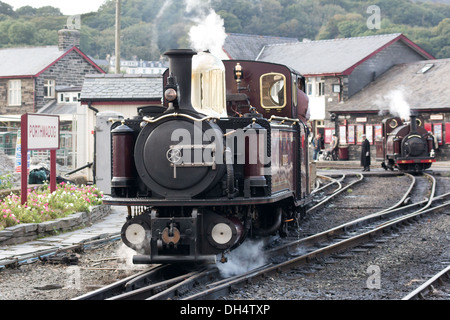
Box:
[0, 0, 448, 60]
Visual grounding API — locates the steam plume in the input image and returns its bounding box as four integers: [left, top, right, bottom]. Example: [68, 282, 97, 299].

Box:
[376, 87, 411, 120]
[217, 240, 267, 277]
[185, 0, 227, 57]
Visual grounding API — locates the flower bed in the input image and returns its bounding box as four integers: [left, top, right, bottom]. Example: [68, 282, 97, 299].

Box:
[0, 182, 103, 231]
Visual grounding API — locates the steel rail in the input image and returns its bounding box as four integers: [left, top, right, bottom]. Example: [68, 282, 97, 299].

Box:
[73, 173, 441, 300]
[184, 199, 450, 300]
[377, 173, 415, 214]
[306, 173, 363, 214]
[0, 232, 121, 269]
[402, 265, 450, 300]
[182, 184, 449, 301]
[72, 264, 164, 300]
[311, 174, 344, 195]
[107, 269, 206, 300]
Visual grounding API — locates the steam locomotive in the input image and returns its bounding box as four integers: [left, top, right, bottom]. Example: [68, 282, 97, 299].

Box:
[104, 49, 312, 264]
[380, 114, 436, 172]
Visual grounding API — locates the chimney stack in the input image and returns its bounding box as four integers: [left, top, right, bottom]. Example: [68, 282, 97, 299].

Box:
[58, 27, 81, 51]
[163, 49, 197, 113]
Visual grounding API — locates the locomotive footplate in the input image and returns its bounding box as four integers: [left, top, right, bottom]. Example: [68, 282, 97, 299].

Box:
[104, 190, 297, 207]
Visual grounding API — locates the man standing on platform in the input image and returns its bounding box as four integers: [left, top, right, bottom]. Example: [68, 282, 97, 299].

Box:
[361, 134, 370, 171]
[312, 133, 322, 161]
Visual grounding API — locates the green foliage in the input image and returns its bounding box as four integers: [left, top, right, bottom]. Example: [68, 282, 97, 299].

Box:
[0, 0, 448, 58]
[0, 173, 13, 190]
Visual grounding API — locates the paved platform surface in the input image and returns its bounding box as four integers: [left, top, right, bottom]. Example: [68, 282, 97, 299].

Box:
[315, 160, 449, 171]
[0, 206, 126, 266]
[1, 160, 448, 266]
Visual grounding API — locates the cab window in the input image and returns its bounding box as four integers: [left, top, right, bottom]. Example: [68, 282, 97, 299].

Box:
[260, 73, 286, 110]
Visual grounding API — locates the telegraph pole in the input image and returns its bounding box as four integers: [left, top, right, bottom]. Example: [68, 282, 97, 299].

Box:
[115, 0, 121, 73]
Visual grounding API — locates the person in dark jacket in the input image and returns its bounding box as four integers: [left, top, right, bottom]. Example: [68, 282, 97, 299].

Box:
[361, 134, 371, 171]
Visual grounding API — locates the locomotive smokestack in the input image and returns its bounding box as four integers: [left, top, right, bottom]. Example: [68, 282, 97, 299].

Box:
[409, 114, 418, 133]
[164, 49, 197, 113]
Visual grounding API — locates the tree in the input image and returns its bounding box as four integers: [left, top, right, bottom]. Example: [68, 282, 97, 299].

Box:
[0, 19, 14, 45]
[0, 1, 15, 17]
[217, 10, 242, 33]
[16, 6, 37, 16]
[436, 45, 450, 58]
[35, 6, 62, 16]
[8, 21, 36, 45]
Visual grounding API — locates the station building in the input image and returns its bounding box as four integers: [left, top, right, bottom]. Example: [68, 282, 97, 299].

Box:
[0, 27, 104, 171]
[327, 58, 450, 162]
[0, 28, 104, 115]
[223, 32, 449, 162]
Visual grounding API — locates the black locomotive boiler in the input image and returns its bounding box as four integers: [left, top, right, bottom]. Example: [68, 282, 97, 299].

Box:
[380, 114, 436, 172]
[104, 49, 312, 264]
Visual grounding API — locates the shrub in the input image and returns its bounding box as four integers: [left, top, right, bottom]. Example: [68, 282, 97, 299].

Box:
[0, 182, 103, 231]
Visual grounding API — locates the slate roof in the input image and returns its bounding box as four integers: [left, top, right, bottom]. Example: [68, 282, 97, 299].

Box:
[0, 46, 63, 77]
[328, 59, 450, 113]
[257, 33, 434, 76]
[223, 33, 299, 60]
[0, 46, 104, 77]
[81, 74, 163, 101]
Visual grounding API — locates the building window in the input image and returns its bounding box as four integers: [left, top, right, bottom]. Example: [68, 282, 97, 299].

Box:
[317, 81, 325, 96]
[307, 83, 313, 96]
[58, 92, 80, 103]
[8, 80, 22, 106]
[44, 79, 55, 98]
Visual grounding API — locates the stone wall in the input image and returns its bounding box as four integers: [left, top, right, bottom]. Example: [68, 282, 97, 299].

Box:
[0, 205, 111, 245]
[35, 49, 102, 110]
[0, 78, 35, 114]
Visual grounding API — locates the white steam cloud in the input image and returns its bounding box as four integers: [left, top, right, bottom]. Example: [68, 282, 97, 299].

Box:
[217, 240, 267, 278]
[185, 0, 227, 57]
[376, 87, 411, 120]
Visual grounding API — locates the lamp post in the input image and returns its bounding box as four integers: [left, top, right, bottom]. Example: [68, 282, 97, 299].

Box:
[115, 0, 121, 74]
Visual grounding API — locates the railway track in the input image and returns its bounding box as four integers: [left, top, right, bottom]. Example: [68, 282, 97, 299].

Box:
[73, 172, 449, 301]
[402, 265, 450, 300]
[307, 173, 364, 214]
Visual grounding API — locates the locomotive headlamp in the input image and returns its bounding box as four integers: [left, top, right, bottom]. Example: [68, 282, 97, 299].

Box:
[164, 88, 177, 102]
[121, 216, 151, 254]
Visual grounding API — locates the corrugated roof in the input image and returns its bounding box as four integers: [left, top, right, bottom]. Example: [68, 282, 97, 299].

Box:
[81, 74, 163, 100]
[0, 46, 63, 77]
[257, 33, 433, 75]
[328, 59, 450, 113]
[223, 33, 299, 60]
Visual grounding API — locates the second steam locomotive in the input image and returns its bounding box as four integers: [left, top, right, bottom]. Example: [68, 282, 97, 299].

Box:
[380, 114, 436, 172]
[104, 49, 312, 264]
